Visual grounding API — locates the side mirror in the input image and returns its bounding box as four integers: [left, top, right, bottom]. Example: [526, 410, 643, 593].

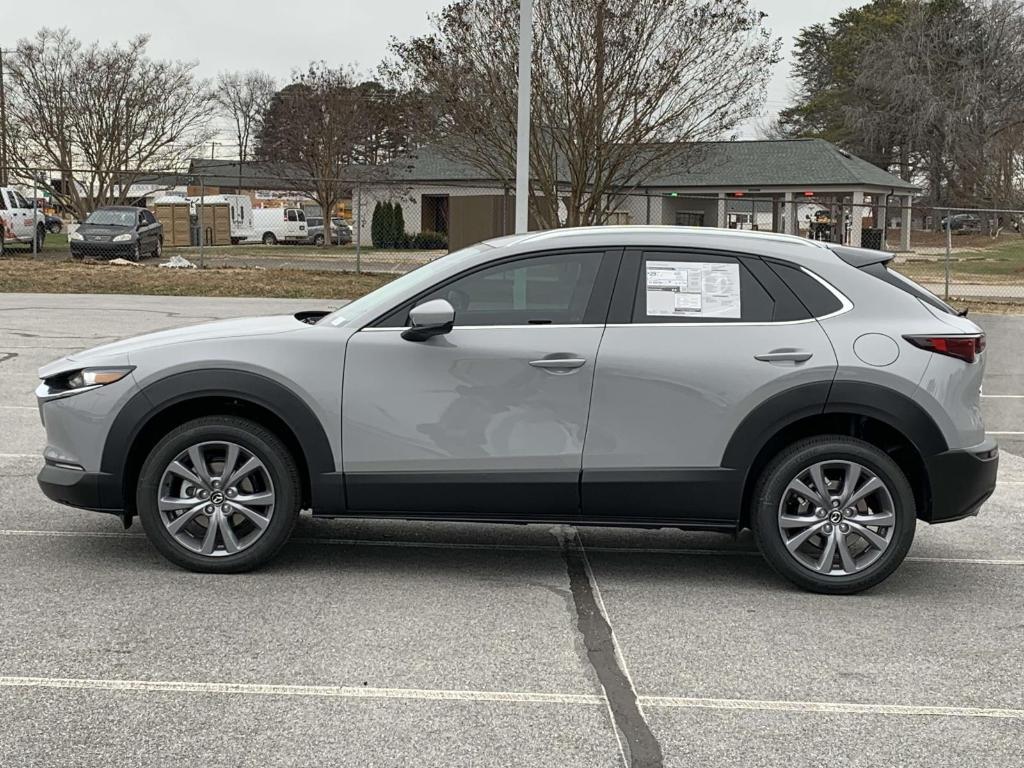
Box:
[402, 299, 455, 341]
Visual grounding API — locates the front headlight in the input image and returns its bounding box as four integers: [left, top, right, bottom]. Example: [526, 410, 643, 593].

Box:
[112, 233, 133, 242]
[38, 366, 135, 400]
[69, 231, 84, 241]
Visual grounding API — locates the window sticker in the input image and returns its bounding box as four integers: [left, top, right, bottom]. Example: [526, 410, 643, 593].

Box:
[645, 260, 742, 318]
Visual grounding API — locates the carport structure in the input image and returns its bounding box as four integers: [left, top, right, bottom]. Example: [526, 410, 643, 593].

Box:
[370, 139, 921, 251]
[637, 139, 921, 250]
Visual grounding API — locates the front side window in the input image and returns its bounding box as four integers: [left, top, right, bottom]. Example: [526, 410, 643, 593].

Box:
[632, 252, 774, 323]
[286, 210, 298, 222]
[413, 252, 602, 326]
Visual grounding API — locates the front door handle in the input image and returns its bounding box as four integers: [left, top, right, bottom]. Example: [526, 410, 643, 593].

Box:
[755, 349, 813, 363]
[529, 357, 587, 371]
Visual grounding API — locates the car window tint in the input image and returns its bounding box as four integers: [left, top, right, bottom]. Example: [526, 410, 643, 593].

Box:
[415, 252, 602, 326]
[631, 252, 774, 323]
[766, 261, 843, 317]
[286, 210, 297, 222]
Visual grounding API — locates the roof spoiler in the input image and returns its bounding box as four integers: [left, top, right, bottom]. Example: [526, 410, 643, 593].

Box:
[828, 243, 896, 268]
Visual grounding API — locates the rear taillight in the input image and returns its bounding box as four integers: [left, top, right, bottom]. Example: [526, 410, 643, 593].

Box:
[904, 334, 985, 363]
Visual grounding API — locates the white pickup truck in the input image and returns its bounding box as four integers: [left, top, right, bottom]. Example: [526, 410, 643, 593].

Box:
[0, 186, 46, 253]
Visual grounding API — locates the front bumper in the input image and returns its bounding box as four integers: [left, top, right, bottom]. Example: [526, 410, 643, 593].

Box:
[923, 441, 999, 523]
[70, 241, 137, 260]
[38, 463, 123, 515]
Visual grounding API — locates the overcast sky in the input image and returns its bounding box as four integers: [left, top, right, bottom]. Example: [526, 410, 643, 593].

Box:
[3, 0, 860, 144]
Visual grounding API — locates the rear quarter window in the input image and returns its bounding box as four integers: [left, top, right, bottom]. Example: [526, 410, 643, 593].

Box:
[766, 261, 844, 318]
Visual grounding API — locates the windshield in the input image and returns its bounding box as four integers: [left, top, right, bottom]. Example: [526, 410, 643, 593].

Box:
[85, 209, 136, 227]
[324, 244, 492, 327]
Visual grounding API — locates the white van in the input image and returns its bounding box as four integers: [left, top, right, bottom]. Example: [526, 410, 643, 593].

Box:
[250, 207, 308, 245]
[0, 186, 45, 252]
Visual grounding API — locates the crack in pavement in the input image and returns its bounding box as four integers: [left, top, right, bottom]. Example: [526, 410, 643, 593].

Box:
[0, 351, 18, 364]
[556, 525, 664, 768]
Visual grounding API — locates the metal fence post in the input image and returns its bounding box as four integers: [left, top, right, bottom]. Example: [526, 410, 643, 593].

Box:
[31, 175, 38, 256]
[198, 176, 205, 269]
[355, 181, 362, 274]
[944, 207, 952, 301]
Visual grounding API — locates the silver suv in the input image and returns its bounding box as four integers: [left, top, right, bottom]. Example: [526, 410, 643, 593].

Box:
[36, 227, 997, 593]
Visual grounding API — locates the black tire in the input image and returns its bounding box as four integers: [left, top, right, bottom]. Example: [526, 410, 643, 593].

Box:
[313, 233, 325, 247]
[153, 236, 163, 259]
[751, 436, 916, 595]
[262, 232, 277, 245]
[136, 416, 301, 573]
[129, 242, 141, 262]
[48, 220, 62, 234]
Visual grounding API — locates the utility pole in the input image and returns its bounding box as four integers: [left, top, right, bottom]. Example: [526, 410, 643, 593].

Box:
[514, 0, 533, 234]
[0, 48, 9, 186]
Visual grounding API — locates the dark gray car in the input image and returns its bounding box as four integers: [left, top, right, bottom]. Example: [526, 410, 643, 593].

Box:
[69, 206, 163, 261]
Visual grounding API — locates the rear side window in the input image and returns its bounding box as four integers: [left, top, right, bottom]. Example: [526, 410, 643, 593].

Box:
[767, 262, 843, 318]
[632, 252, 774, 323]
[863, 263, 957, 315]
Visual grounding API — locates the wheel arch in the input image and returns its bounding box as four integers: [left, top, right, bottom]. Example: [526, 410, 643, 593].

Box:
[105, 369, 342, 519]
[726, 381, 946, 528]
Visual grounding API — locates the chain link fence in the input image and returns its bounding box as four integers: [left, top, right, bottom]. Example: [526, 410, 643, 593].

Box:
[3, 164, 1024, 306]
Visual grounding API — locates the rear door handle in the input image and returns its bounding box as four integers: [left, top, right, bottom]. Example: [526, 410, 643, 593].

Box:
[529, 357, 587, 371]
[754, 349, 813, 363]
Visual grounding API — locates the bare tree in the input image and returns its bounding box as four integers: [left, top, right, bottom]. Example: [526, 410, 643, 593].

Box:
[5, 29, 214, 219]
[214, 70, 276, 163]
[389, 0, 779, 227]
[851, 0, 1024, 208]
[256, 63, 367, 247]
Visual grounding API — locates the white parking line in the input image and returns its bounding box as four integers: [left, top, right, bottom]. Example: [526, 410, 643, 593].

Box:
[989, 431, 1024, 436]
[639, 694, 1024, 720]
[0, 675, 602, 706]
[1, 675, 1020, 721]
[982, 394, 1024, 399]
[2, 528, 1023, 565]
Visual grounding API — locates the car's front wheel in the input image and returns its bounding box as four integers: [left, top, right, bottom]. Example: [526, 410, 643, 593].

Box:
[751, 436, 916, 594]
[136, 416, 301, 572]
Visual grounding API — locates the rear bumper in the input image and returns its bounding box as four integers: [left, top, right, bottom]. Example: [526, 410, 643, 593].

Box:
[923, 441, 999, 523]
[37, 462, 123, 515]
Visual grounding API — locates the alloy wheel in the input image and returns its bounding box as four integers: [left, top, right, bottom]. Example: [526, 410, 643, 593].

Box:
[156, 440, 276, 557]
[777, 460, 896, 576]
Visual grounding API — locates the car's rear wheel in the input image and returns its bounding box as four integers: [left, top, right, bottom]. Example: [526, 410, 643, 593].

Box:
[313, 233, 325, 247]
[751, 436, 916, 594]
[136, 416, 301, 573]
[262, 232, 277, 245]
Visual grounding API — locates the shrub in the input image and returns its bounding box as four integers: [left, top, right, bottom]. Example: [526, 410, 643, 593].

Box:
[370, 201, 384, 248]
[410, 230, 448, 249]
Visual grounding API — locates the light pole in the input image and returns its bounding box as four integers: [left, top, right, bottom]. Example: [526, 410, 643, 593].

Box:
[514, 0, 533, 234]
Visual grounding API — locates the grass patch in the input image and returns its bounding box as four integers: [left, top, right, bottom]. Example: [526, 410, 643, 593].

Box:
[0, 257, 393, 299]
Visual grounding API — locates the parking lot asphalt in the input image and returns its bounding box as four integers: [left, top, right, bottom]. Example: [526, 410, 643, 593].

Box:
[0, 292, 1022, 767]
